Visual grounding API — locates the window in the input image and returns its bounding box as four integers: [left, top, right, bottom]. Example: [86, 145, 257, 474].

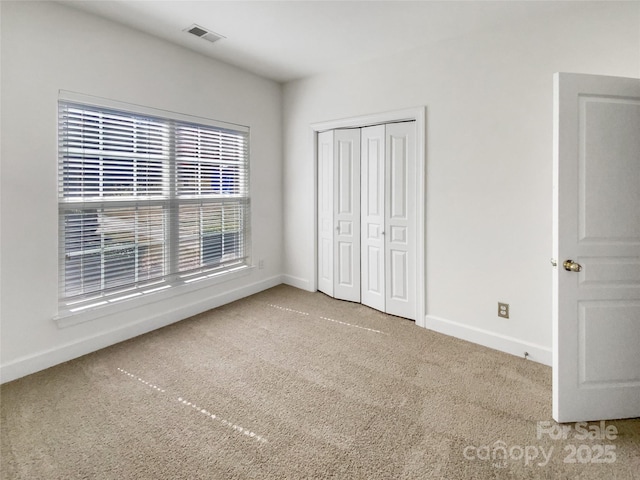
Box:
[58, 94, 250, 316]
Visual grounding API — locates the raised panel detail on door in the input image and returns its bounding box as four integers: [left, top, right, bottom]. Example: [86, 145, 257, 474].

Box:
[338, 241, 354, 285]
[338, 142, 354, 214]
[390, 250, 408, 300]
[579, 97, 640, 242]
[579, 257, 640, 286]
[317, 131, 334, 297]
[366, 246, 383, 294]
[389, 137, 407, 219]
[361, 125, 385, 312]
[385, 122, 416, 319]
[338, 221, 352, 235]
[578, 301, 640, 384]
[390, 226, 407, 243]
[333, 129, 361, 302]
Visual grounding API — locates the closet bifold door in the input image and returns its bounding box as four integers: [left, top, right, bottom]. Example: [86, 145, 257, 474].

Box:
[361, 125, 386, 312]
[385, 121, 417, 320]
[333, 129, 361, 302]
[317, 129, 361, 302]
[317, 130, 335, 297]
[318, 121, 415, 319]
[361, 121, 417, 319]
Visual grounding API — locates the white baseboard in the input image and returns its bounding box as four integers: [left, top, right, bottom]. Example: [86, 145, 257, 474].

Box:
[0, 275, 284, 384]
[282, 274, 313, 292]
[424, 315, 552, 366]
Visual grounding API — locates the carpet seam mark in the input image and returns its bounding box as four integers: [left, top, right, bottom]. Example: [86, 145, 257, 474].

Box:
[267, 303, 387, 334]
[318, 316, 386, 334]
[267, 304, 309, 316]
[116, 368, 267, 444]
[117, 367, 166, 392]
[177, 397, 268, 443]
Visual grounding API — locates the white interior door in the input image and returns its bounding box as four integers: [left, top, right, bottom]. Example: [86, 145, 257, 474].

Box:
[553, 73, 640, 422]
[385, 122, 416, 320]
[333, 129, 361, 302]
[361, 125, 386, 312]
[317, 130, 334, 297]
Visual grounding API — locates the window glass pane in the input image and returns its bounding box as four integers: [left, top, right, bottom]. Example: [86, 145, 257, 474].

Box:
[58, 98, 249, 312]
[178, 201, 245, 273]
[176, 123, 248, 198]
[63, 209, 102, 298]
[60, 105, 169, 201]
[62, 206, 166, 299]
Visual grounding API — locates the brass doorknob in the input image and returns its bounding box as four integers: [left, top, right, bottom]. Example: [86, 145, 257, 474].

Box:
[563, 259, 582, 272]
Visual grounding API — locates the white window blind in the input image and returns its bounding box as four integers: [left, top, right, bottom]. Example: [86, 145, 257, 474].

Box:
[58, 97, 250, 315]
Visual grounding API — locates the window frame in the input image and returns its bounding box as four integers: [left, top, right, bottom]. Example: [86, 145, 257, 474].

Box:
[56, 91, 252, 325]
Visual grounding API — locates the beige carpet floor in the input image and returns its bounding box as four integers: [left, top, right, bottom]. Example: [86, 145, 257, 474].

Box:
[1, 285, 639, 479]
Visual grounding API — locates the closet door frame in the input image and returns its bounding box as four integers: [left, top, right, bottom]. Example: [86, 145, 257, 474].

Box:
[311, 107, 427, 327]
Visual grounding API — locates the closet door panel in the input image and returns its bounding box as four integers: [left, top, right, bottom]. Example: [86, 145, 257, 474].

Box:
[317, 131, 335, 296]
[390, 250, 408, 299]
[333, 129, 361, 302]
[361, 125, 386, 311]
[385, 122, 417, 320]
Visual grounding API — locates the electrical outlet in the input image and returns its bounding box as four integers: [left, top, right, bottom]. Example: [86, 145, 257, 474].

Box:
[258, 259, 265, 270]
[498, 302, 509, 319]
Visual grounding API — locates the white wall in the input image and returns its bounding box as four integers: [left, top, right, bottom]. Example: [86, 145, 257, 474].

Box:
[282, 2, 640, 365]
[0, 1, 283, 382]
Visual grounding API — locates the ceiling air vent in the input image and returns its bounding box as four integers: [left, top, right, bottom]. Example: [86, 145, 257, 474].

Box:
[184, 24, 225, 44]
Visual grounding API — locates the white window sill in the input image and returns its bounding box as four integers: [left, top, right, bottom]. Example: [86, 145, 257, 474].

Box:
[54, 265, 254, 329]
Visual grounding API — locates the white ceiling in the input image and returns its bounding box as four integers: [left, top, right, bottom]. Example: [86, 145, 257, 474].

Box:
[60, 1, 599, 83]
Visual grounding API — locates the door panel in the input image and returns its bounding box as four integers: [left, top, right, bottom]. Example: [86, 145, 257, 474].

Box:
[580, 257, 640, 285]
[333, 129, 361, 302]
[553, 73, 640, 422]
[579, 302, 640, 383]
[338, 143, 354, 214]
[390, 226, 407, 243]
[579, 98, 640, 241]
[390, 250, 408, 299]
[338, 242, 354, 284]
[367, 246, 382, 292]
[390, 139, 407, 219]
[361, 125, 386, 311]
[317, 131, 334, 296]
[385, 122, 416, 320]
